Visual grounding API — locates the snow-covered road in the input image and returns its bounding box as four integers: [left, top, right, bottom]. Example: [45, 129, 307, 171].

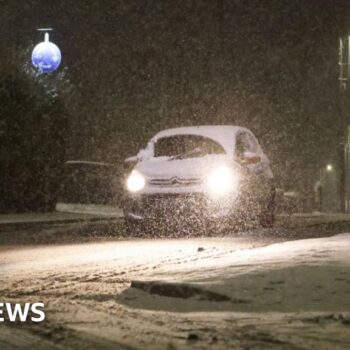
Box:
[0, 236, 272, 276]
[1, 232, 350, 349]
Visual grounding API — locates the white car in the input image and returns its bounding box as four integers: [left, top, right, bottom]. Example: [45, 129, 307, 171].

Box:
[123, 125, 275, 232]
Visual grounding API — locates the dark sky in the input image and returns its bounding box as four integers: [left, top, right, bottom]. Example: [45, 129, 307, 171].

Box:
[1, 0, 350, 191]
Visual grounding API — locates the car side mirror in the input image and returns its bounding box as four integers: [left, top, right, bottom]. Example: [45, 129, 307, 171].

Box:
[241, 151, 261, 165]
[137, 149, 149, 161]
[125, 155, 138, 163]
[125, 149, 150, 165]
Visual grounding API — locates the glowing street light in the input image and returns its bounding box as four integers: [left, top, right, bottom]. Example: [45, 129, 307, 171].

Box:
[326, 164, 333, 172]
[32, 28, 61, 73]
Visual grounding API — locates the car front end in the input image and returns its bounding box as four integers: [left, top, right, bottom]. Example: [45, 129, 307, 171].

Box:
[122, 126, 274, 231]
[123, 157, 243, 227]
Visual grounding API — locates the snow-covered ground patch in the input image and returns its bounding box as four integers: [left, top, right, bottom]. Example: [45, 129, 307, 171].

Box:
[55, 203, 122, 216]
[1, 233, 350, 349]
[119, 233, 350, 315]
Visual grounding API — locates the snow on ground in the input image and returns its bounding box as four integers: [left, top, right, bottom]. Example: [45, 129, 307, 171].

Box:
[1, 232, 350, 349]
[119, 233, 350, 313]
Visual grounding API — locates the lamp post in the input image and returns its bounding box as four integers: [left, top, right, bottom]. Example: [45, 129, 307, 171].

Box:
[32, 28, 61, 73]
[315, 164, 335, 212]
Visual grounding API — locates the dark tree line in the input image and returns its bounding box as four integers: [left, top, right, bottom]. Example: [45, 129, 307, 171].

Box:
[0, 50, 68, 212]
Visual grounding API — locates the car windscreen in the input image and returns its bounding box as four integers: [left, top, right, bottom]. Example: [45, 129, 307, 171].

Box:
[154, 135, 225, 158]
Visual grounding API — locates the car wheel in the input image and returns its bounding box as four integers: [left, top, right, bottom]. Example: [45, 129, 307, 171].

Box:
[124, 218, 146, 236]
[259, 189, 275, 228]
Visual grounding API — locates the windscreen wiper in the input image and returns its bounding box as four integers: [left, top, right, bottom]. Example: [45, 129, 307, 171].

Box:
[168, 147, 202, 161]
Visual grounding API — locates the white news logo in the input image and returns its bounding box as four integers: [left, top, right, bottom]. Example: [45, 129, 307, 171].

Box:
[0, 303, 45, 322]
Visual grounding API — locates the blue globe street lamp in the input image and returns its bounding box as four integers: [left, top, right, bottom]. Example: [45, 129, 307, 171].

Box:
[32, 29, 61, 73]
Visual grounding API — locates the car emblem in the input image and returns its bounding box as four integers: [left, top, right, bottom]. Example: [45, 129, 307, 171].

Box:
[170, 177, 181, 185]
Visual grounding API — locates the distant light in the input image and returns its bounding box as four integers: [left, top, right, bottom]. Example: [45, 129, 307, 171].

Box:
[32, 31, 61, 73]
[326, 164, 333, 172]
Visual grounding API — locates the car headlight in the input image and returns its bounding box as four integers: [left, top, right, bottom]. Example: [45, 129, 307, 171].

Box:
[127, 170, 145, 192]
[206, 166, 238, 195]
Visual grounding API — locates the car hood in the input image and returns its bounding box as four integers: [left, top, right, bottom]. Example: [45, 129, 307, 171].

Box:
[135, 154, 233, 179]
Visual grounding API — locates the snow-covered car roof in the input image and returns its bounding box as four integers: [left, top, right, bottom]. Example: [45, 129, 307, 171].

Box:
[151, 125, 251, 155]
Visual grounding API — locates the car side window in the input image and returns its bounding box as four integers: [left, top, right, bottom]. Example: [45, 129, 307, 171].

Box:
[246, 133, 259, 153]
[235, 133, 251, 157]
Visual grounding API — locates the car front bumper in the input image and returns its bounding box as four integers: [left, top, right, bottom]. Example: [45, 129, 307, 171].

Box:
[123, 193, 238, 224]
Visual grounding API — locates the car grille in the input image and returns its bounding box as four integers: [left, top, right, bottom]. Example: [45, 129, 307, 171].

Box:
[140, 193, 207, 218]
[149, 177, 202, 187]
[125, 193, 233, 222]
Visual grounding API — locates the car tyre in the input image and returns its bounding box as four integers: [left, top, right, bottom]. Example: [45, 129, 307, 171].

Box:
[259, 189, 275, 228]
[124, 218, 146, 236]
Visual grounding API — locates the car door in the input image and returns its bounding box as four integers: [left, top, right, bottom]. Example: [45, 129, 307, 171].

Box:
[246, 131, 273, 179]
[236, 131, 271, 174]
[235, 131, 272, 201]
